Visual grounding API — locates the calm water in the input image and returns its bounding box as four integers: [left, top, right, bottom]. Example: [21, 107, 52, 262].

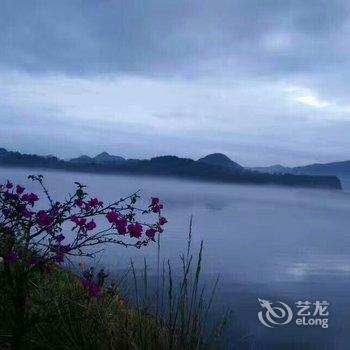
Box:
[1, 166, 350, 349]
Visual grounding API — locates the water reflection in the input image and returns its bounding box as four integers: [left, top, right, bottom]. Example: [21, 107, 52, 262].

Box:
[1, 167, 350, 348]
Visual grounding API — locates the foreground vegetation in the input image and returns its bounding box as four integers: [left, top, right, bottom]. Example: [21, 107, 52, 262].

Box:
[0, 260, 227, 349]
[0, 176, 228, 349]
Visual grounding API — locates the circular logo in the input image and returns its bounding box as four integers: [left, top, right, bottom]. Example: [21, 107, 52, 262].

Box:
[258, 298, 293, 328]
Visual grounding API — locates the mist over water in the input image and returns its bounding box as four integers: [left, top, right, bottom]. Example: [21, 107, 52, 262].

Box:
[2, 167, 350, 349]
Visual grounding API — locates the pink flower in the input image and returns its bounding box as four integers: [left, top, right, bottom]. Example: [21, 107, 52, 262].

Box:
[16, 185, 25, 195]
[29, 193, 39, 202]
[81, 278, 92, 289]
[37, 210, 53, 228]
[152, 204, 164, 213]
[84, 203, 91, 211]
[159, 217, 168, 225]
[19, 206, 32, 218]
[106, 211, 119, 223]
[21, 194, 29, 201]
[52, 244, 70, 264]
[151, 197, 164, 213]
[151, 197, 160, 206]
[55, 254, 64, 264]
[60, 244, 71, 253]
[88, 197, 103, 207]
[22, 193, 39, 204]
[128, 223, 143, 238]
[50, 205, 60, 217]
[5, 180, 13, 189]
[116, 218, 128, 234]
[89, 198, 99, 206]
[4, 251, 19, 263]
[90, 283, 101, 297]
[146, 228, 157, 240]
[74, 199, 83, 207]
[55, 234, 65, 243]
[4, 191, 18, 201]
[81, 279, 101, 298]
[78, 218, 87, 226]
[71, 215, 86, 227]
[70, 215, 79, 223]
[85, 220, 96, 231]
[2, 208, 11, 218]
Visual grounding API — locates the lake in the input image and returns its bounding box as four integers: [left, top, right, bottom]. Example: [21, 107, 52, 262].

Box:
[1, 166, 350, 349]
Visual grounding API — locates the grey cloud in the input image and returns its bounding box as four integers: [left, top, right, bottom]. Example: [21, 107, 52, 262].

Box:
[2, 0, 350, 166]
[1, 0, 349, 78]
[2, 106, 350, 166]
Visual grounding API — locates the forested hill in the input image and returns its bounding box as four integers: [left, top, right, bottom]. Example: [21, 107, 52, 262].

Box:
[0, 148, 342, 190]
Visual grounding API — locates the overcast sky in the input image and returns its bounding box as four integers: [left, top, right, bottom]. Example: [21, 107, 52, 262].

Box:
[1, 0, 350, 166]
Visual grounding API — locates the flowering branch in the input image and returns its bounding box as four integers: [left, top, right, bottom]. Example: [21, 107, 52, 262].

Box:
[0, 175, 167, 288]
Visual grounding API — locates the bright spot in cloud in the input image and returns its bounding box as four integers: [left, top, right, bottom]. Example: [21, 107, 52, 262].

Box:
[294, 95, 330, 108]
[286, 87, 331, 108]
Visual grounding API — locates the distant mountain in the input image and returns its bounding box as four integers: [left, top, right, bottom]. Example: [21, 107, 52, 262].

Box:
[70, 152, 125, 165]
[0, 148, 65, 168]
[252, 160, 350, 177]
[0, 148, 8, 156]
[94, 152, 125, 164]
[293, 160, 350, 176]
[0, 147, 342, 190]
[251, 164, 292, 174]
[198, 153, 244, 172]
[70, 155, 94, 164]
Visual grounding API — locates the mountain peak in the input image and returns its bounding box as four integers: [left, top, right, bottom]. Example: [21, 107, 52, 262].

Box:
[95, 151, 110, 157]
[198, 153, 244, 172]
[94, 152, 125, 164]
[0, 148, 8, 155]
